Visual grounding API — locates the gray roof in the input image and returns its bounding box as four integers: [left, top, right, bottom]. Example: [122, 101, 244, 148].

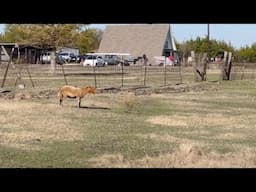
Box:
[98, 24, 173, 63]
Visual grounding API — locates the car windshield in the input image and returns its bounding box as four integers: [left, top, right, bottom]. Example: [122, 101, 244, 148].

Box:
[86, 55, 96, 59]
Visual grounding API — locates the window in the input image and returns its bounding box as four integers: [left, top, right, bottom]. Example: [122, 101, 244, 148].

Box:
[164, 41, 169, 49]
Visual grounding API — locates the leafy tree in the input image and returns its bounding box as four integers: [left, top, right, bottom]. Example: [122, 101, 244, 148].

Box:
[178, 37, 235, 59]
[2, 24, 103, 66]
[75, 28, 103, 54]
[236, 45, 256, 62]
[2, 24, 88, 73]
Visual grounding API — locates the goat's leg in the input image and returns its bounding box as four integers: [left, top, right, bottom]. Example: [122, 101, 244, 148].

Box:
[78, 98, 81, 108]
[59, 95, 63, 106]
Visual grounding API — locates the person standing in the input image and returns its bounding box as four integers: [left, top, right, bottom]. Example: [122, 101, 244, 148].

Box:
[168, 54, 174, 65]
[143, 54, 148, 65]
[142, 54, 148, 86]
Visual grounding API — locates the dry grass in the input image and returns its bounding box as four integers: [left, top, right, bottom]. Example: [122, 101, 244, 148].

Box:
[0, 99, 85, 150]
[136, 133, 185, 143]
[133, 144, 256, 168]
[0, 69, 256, 167]
[88, 143, 256, 168]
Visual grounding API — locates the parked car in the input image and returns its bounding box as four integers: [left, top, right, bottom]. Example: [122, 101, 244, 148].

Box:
[76, 54, 87, 63]
[69, 53, 77, 63]
[58, 52, 77, 63]
[82, 55, 106, 67]
[56, 54, 65, 65]
[102, 55, 122, 65]
[41, 52, 51, 64]
[40, 52, 64, 64]
[123, 56, 138, 65]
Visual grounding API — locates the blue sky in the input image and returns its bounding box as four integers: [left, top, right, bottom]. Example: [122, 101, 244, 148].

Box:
[1, 24, 256, 49]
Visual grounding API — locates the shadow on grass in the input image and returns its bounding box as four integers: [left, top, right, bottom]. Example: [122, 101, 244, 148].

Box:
[73, 106, 111, 110]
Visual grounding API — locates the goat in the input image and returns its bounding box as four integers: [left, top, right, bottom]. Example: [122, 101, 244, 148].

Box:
[58, 85, 96, 108]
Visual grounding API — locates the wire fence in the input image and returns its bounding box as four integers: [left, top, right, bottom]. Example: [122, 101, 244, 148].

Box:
[1, 61, 256, 90]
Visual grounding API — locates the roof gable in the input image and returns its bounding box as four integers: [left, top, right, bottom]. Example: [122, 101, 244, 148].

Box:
[98, 24, 174, 61]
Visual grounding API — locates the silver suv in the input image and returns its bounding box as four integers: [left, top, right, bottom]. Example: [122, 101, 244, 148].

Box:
[82, 55, 106, 67]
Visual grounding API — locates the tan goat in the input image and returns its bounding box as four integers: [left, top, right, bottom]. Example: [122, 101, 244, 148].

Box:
[58, 85, 96, 108]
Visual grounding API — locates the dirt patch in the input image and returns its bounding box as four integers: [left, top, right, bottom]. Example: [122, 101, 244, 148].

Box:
[0, 82, 220, 100]
[214, 133, 246, 140]
[145, 114, 255, 129]
[136, 133, 182, 143]
[146, 116, 188, 127]
[136, 133, 201, 144]
[172, 100, 211, 108]
[0, 89, 58, 100]
[88, 154, 130, 168]
[95, 82, 220, 95]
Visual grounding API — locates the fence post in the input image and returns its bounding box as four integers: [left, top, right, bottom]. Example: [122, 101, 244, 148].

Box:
[121, 56, 124, 87]
[222, 51, 232, 80]
[241, 61, 245, 80]
[221, 51, 228, 80]
[202, 53, 208, 81]
[61, 64, 68, 85]
[143, 54, 148, 86]
[226, 52, 232, 80]
[164, 56, 167, 85]
[191, 51, 199, 82]
[1, 48, 14, 88]
[179, 60, 183, 84]
[93, 65, 97, 88]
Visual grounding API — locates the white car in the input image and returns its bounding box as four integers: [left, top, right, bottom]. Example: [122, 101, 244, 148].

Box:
[58, 52, 72, 62]
[41, 52, 51, 64]
[82, 55, 107, 67]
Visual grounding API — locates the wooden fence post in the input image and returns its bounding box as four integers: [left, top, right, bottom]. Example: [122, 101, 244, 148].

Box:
[191, 51, 199, 82]
[201, 53, 208, 81]
[226, 52, 232, 80]
[1, 48, 14, 88]
[221, 51, 228, 80]
[93, 66, 97, 88]
[164, 56, 167, 85]
[192, 51, 208, 81]
[121, 56, 124, 87]
[222, 51, 232, 80]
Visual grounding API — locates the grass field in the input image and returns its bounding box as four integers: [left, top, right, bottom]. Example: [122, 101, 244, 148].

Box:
[1, 63, 256, 167]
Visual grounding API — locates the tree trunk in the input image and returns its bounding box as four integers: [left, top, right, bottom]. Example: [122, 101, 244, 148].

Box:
[50, 49, 56, 74]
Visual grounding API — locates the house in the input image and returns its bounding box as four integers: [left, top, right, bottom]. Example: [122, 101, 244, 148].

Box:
[0, 43, 53, 64]
[98, 24, 177, 65]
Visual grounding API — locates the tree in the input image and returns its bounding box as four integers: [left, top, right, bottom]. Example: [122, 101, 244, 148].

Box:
[236, 45, 256, 63]
[75, 28, 103, 54]
[1, 24, 103, 73]
[178, 37, 235, 59]
[0, 33, 4, 42]
[3, 24, 79, 73]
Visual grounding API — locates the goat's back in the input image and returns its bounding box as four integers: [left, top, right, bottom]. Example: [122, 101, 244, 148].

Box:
[58, 85, 82, 97]
[58, 85, 96, 98]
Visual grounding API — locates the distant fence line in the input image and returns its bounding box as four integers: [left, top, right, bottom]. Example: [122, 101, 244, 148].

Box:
[1, 60, 256, 89]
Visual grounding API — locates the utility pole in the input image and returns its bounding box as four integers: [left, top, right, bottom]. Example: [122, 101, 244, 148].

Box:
[207, 23, 210, 58]
[207, 24, 210, 41]
[202, 23, 210, 81]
